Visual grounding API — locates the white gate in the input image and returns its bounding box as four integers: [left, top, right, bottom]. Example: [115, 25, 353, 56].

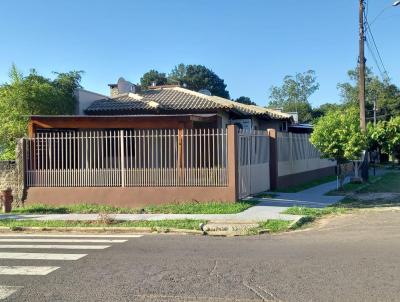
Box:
[237, 130, 270, 199]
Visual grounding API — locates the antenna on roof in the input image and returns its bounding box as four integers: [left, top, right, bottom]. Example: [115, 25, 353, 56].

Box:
[198, 89, 212, 96]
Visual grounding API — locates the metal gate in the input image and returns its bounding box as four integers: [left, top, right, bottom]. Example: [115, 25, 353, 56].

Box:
[237, 130, 270, 199]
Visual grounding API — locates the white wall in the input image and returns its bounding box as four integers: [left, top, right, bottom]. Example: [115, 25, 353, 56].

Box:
[75, 89, 108, 115]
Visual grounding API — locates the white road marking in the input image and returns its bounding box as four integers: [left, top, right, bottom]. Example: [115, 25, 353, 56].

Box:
[0, 245, 110, 250]
[0, 239, 126, 243]
[0, 234, 142, 238]
[0, 266, 59, 275]
[0, 252, 87, 260]
[0, 286, 22, 299]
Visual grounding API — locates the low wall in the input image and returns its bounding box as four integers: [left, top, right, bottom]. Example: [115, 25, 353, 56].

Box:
[24, 186, 236, 208]
[0, 161, 24, 203]
[278, 158, 336, 177]
[277, 166, 336, 189]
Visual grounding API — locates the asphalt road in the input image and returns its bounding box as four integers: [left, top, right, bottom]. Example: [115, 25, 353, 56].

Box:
[1, 209, 400, 302]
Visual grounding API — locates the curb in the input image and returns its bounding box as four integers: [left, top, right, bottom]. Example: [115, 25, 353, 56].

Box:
[201, 222, 264, 236]
[288, 216, 305, 229]
[0, 226, 204, 235]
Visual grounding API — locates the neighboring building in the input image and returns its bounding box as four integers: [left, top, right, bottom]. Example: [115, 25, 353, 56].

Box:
[74, 89, 108, 115]
[21, 78, 333, 207]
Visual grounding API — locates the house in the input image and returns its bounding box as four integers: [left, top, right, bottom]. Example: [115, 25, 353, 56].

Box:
[20, 77, 335, 207]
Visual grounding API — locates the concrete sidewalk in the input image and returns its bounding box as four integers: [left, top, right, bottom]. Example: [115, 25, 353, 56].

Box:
[4, 170, 387, 223]
[253, 167, 389, 209]
[0, 179, 345, 223]
[250, 179, 346, 209]
[0, 206, 300, 223]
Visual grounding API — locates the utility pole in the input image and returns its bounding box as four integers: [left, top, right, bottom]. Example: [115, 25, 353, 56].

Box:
[359, 0, 369, 181]
[359, 0, 366, 131]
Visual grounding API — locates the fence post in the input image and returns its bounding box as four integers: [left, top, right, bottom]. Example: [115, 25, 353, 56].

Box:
[16, 139, 27, 204]
[120, 130, 125, 187]
[227, 125, 238, 201]
[289, 132, 293, 168]
[268, 129, 278, 190]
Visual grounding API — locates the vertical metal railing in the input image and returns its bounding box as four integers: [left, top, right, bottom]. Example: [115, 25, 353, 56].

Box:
[277, 132, 321, 162]
[24, 128, 228, 187]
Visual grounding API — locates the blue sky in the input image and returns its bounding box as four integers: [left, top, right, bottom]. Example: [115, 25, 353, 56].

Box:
[0, 0, 399, 107]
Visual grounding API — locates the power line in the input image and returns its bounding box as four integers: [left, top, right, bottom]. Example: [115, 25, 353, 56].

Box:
[363, 5, 390, 80]
[365, 37, 386, 78]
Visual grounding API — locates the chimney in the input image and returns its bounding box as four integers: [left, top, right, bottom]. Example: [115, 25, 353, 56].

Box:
[108, 77, 137, 97]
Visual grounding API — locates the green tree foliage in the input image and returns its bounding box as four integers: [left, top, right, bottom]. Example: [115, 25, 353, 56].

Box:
[368, 117, 400, 163]
[338, 68, 400, 121]
[168, 64, 230, 98]
[311, 103, 342, 121]
[268, 70, 319, 123]
[310, 107, 366, 187]
[139, 69, 168, 89]
[0, 65, 82, 159]
[234, 96, 256, 106]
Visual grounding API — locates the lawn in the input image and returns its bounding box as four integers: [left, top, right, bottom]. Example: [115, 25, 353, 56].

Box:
[0, 219, 206, 231]
[326, 172, 400, 196]
[281, 172, 400, 228]
[325, 175, 380, 196]
[11, 200, 260, 215]
[274, 175, 336, 193]
[358, 172, 400, 193]
[335, 196, 400, 208]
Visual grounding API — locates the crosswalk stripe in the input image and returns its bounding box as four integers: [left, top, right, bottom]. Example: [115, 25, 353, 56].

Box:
[0, 245, 110, 250]
[0, 239, 127, 243]
[0, 234, 142, 238]
[0, 252, 87, 260]
[0, 286, 22, 299]
[0, 266, 59, 275]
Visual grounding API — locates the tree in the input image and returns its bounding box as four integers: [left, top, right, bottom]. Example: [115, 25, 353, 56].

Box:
[368, 117, 400, 165]
[140, 69, 168, 89]
[0, 65, 82, 159]
[268, 70, 319, 123]
[311, 103, 342, 121]
[234, 96, 256, 106]
[168, 64, 230, 98]
[310, 107, 367, 188]
[338, 68, 400, 121]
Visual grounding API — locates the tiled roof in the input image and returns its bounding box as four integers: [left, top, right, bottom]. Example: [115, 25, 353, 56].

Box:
[85, 87, 292, 120]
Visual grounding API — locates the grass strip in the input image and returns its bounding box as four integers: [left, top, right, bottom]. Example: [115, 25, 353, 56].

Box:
[143, 200, 259, 214]
[0, 219, 206, 231]
[12, 200, 259, 215]
[257, 220, 292, 233]
[277, 206, 349, 231]
[282, 206, 348, 217]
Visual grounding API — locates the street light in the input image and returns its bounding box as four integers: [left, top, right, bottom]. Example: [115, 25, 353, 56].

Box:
[370, 1, 400, 26]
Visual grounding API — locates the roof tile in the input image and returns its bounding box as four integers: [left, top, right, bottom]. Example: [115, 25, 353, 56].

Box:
[85, 87, 291, 120]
